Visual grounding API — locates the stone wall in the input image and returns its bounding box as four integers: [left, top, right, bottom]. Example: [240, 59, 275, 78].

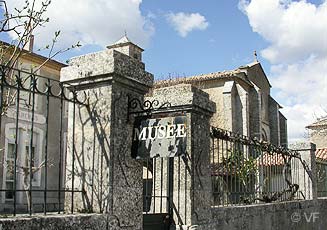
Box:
[197, 80, 225, 129]
[309, 128, 327, 149]
[2, 199, 327, 230]
[0, 214, 107, 230]
[209, 198, 327, 230]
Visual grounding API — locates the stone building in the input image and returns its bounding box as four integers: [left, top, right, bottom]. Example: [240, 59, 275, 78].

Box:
[306, 116, 327, 149]
[154, 55, 287, 146]
[0, 41, 67, 212]
[306, 117, 327, 197]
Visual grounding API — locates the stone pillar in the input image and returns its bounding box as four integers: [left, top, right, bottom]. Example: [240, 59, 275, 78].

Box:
[268, 97, 281, 146]
[236, 83, 249, 137]
[148, 84, 216, 230]
[279, 112, 288, 147]
[222, 81, 235, 131]
[61, 49, 153, 230]
[248, 86, 261, 140]
[289, 142, 317, 200]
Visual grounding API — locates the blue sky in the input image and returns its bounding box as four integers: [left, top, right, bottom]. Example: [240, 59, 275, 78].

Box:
[1, 0, 327, 142]
[140, 0, 270, 79]
[0, 0, 270, 76]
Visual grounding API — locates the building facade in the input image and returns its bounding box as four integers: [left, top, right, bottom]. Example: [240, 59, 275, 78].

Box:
[306, 117, 327, 197]
[154, 57, 288, 146]
[0, 46, 67, 213]
[307, 117, 327, 149]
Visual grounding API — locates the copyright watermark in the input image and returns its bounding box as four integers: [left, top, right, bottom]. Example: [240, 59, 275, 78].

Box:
[291, 212, 301, 223]
[291, 212, 319, 223]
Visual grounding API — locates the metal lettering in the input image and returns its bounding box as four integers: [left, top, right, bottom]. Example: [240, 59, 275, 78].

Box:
[176, 124, 186, 137]
[133, 124, 187, 140]
[134, 127, 147, 141]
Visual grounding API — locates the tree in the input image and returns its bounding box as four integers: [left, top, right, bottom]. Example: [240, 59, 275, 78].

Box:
[0, 0, 80, 115]
[0, 0, 81, 69]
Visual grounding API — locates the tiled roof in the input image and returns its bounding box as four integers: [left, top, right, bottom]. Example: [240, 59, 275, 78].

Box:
[257, 148, 327, 166]
[210, 163, 238, 176]
[316, 148, 327, 162]
[258, 153, 287, 166]
[153, 61, 267, 88]
[154, 69, 249, 88]
[306, 117, 327, 128]
[211, 149, 327, 175]
[0, 40, 66, 69]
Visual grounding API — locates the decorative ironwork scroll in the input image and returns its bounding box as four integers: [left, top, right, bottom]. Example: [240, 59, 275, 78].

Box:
[127, 95, 172, 121]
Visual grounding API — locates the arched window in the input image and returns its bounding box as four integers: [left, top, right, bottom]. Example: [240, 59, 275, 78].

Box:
[261, 128, 268, 142]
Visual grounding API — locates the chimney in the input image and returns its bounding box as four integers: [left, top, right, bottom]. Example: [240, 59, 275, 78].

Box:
[23, 24, 34, 52]
[26, 34, 34, 52]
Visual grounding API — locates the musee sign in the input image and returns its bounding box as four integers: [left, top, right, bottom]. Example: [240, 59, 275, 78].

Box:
[132, 116, 188, 159]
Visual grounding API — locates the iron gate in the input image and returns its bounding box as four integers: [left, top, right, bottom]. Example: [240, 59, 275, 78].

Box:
[128, 98, 190, 229]
[143, 157, 174, 230]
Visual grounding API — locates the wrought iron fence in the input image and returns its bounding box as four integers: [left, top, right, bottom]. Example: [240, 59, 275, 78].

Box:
[0, 65, 89, 216]
[316, 162, 327, 197]
[210, 127, 313, 206]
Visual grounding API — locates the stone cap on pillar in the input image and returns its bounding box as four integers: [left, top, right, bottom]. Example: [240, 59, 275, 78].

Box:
[146, 84, 216, 115]
[60, 49, 153, 91]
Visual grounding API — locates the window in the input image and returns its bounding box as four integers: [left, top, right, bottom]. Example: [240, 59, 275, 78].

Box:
[25, 146, 36, 179]
[5, 143, 15, 200]
[2, 124, 43, 202]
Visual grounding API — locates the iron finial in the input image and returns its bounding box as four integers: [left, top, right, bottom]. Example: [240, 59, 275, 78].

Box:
[254, 50, 258, 62]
